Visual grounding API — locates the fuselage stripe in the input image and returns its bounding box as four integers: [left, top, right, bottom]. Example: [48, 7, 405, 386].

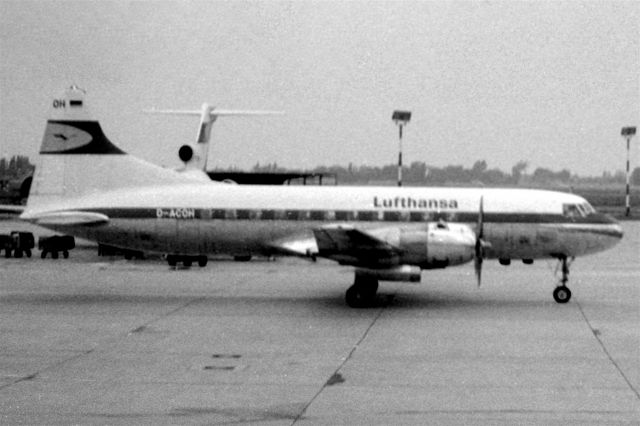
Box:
[80, 207, 616, 226]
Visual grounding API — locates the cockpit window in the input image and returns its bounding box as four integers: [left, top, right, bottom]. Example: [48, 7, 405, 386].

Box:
[582, 202, 596, 214]
[563, 204, 583, 219]
[563, 203, 594, 218]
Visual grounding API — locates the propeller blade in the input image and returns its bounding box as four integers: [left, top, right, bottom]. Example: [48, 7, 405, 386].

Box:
[474, 256, 483, 287]
[475, 196, 485, 287]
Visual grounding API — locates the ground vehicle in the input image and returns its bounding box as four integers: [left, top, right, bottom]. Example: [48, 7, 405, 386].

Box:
[0, 231, 35, 258]
[97, 243, 144, 260]
[38, 235, 75, 259]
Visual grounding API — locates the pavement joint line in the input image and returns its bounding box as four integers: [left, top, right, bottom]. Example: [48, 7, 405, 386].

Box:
[125, 296, 205, 336]
[576, 299, 640, 401]
[0, 297, 202, 393]
[0, 348, 95, 392]
[290, 297, 389, 425]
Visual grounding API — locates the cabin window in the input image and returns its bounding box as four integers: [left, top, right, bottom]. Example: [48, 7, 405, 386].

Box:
[211, 209, 226, 219]
[335, 211, 353, 221]
[261, 210, 275, 220]
[383, 211, 401, 221]
[310, 210, 325, 221]
[285, 210, 300, 220]
[410, 212, 426, 222]
[236, 209, 251, 220]
[357, 211, 377, 221]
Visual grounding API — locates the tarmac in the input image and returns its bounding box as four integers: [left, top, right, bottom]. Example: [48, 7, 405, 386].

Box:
[0, 220, 638, 425]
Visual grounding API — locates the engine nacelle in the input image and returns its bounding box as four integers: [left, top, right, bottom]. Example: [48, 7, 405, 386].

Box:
[373, 222, 476, 269]
[356, 265, 421, 282]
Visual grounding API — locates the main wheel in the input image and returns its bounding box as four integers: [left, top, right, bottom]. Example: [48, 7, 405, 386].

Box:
[63, 251, 69, 259]
[346, 285, 367, 308]
[345, 276, 378, 308]
[198, 256, 208, 267]
[553, 286, 572, 304]
[41, 250, 47, 259]
[167, 255, 177, 267]
[26, 249, 32, 258]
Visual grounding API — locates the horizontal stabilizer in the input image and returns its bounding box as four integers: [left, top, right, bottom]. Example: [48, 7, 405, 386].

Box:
[144, 108, 284, 118]
[24, 211, 109, 226]
[0, 205, 25, 216]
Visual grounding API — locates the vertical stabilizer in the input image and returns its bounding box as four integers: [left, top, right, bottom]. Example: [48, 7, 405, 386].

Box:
[25, 87, 197, 212]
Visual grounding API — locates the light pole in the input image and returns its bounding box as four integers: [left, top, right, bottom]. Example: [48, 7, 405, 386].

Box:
[621, 126, 636, 217]
[392, 110, 411, 187]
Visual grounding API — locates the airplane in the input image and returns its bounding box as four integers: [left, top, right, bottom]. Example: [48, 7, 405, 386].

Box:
[145, 103, 283, 179]
[19, 87, 623, 307]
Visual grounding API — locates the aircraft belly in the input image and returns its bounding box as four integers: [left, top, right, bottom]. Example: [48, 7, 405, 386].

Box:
[485, 223, 560, 259]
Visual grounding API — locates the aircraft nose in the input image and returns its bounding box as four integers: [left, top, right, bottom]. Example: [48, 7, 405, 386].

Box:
[603, 214, 624, 239]
[611, 223, 624, 239]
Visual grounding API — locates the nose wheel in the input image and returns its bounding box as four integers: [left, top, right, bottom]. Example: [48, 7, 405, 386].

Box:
[553, 256, 573, 304]
[553, 285, 572, 303]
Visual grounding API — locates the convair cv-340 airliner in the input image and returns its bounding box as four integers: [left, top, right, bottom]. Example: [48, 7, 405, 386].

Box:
[20, 87, 623, 307]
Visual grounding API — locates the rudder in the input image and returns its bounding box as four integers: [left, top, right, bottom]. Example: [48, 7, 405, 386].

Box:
[26, 86, 196, 212]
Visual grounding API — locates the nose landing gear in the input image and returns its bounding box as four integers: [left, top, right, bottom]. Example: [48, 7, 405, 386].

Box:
[553, 256, 574, 303]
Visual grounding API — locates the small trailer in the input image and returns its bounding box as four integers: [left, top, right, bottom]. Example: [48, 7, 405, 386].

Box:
[0, 231, 35, 258]
[38, 235, 75, 259]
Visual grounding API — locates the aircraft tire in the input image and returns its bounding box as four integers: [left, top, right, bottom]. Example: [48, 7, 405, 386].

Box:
[167, 255, 177, 267]
[345, 280, 378, 308]
[63, 251, 69, 259]
[41, 250, 47, 259]
[553, 286, 571, 304]
[26, 249, 32, 258]
[198, 256, 208, 267]
[346, 285, 366, 308]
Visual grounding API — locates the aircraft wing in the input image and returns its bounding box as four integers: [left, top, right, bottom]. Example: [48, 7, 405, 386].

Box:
[312, 225, 401, 266]
[22, 210, 109, 226]
[270, 224, 400, 266]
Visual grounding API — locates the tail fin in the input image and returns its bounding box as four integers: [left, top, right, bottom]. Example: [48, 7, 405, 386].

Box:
[26, 86, 196, 211]
[146, 104, 283, 172]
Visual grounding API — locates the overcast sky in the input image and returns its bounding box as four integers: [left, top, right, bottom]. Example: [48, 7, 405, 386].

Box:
[1, 0, 638, 176]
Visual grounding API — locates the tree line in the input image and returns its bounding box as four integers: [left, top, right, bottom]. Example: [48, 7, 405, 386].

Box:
[2, 156, 639, 187]
[250, 160, 640, 186]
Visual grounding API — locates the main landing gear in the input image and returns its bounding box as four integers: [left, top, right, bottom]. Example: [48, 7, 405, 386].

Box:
[553, 255, 573, 304]
[345, 273, 379, 308]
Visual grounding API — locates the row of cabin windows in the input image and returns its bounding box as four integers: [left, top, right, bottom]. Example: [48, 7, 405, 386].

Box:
[208, 209, 442, 222]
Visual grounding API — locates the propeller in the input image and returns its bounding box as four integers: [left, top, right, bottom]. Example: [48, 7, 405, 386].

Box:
[474, 196, 485, 287]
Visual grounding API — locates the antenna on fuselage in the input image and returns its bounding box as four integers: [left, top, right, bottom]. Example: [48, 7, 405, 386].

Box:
[145, 104, 284, 172]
